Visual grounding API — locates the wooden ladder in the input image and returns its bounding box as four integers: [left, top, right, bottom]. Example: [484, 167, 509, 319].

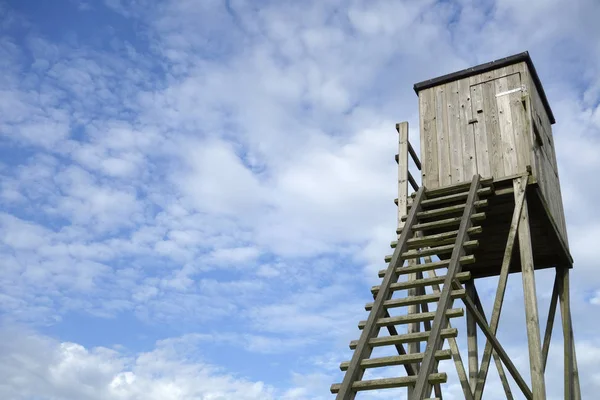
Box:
[331, 175, 493, 399]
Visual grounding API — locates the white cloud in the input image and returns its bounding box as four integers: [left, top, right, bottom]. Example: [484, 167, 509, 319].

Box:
[1, 0, 600, 398]
[0, 326, 277, 400]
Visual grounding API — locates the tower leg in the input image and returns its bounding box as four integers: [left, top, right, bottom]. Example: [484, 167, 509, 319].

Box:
[466, 279, 478, 392]
[517, 195, 547, 399]
[557, 267, 581, 399]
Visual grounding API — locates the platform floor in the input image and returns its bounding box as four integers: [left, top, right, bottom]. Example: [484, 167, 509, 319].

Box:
[421, 177, 573, 279]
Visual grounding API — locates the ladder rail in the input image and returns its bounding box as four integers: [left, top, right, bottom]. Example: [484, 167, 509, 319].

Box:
[334, 186, 427, 400]
[411, 174, 482, 399]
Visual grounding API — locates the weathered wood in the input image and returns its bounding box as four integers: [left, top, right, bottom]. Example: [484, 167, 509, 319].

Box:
[474, 175, 527, 400]
[446, 79, 464, 184]
[471, 287, 515, 399]
[415, 272, 443, 400]
[371, 271, 472, 294]
[334, 187, 426, 400]
[459, 77, 477, 179]
[385, 240, 478, 261]
[495, 73, 519, 175]
[571, 328, 582, 400]
[365, 290, 466, 311]
[407, 261, 420, 380]
[408, 140, 422, 170]
[398, 227, 482, 249]
[340, 350, 452, 371]
[397, 121, 420, 384]
[461, 293, 533, 399]
[470, 75, 491, 178]
[397, 122, 409, 230]
[557, 267, 574, 399]
[482, 71, 505, 179]
[435, 84, 452, 186]
[358, 308, 464, 329]
[412, 175, 480, 398]
[507, 70, 529, 172]
[518, 193, 546, 399]
[401, 200, 487, 221]
[408, 170, 419, 191]
[420, 88, 439, 188]
[381, 309, 415, 376]
[411, 187, 493, 208]
[466, 279, 478, 392]
[377, 255, 475, 278]
[426, 269, 474, 400]
[417, 177, 493, 198]
[407, 213, 485, 232]
[331, 374, 447, 394]
[542, 273, 559, 371]
[349, 329, 458, 350]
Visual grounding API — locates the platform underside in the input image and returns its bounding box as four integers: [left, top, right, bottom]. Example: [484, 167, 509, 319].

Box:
[422, 177, 573, 279]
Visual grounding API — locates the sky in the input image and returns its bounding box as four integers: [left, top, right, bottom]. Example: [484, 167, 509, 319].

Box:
[0, 0, 600, 399]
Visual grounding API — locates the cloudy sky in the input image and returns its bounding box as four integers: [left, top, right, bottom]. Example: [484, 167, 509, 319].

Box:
[1, 0, 599, 399]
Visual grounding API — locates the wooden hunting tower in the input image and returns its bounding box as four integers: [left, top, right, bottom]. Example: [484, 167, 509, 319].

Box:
[331, 52, 580, 399]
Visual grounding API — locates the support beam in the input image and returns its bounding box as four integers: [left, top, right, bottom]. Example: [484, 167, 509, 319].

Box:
[466, 279, 478, 393]
[474, 175, 527, 400]
[461, 294, 533, 399]
[418, 269, 443, 400]
[557, 267, 576, 399]
[542, 274, 559, 371]
[426, 268, 474, 400]
[407, 263, 421, 399]
[518, 193, 547, 399]
[472, 289, 514, 400]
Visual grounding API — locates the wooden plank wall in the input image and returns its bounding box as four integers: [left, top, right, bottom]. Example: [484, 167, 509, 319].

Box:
[524, 68, 569, 245]
[419, 63, 531, 189]
[418, 61, 569, 248]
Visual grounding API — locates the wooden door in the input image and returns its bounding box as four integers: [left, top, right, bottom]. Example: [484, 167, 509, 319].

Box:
[470, 72, 527, 180]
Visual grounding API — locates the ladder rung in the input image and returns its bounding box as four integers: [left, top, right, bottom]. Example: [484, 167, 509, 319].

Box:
[330, 373, 447, 393]
[391, 226, 483, 249]
[384, 240, 478, 262]
[378, 255, 475, 278]
[399, 212, 486, 233]
[372, 271, 471, 294]
[401, 186, 493, 208]
[419, 177, 493, 198]
[365, 289, 466, 311]
[349, 328, 458, 349]
[358, 308, 463, 329]
[401, 200, 487, 221]
[339, 349, 452, 371]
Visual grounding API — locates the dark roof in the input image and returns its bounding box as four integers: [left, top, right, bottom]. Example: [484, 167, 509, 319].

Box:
[413, 51, 555, 124]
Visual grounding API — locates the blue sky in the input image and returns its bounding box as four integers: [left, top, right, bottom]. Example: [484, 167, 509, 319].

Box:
[1, 0, 600, 399]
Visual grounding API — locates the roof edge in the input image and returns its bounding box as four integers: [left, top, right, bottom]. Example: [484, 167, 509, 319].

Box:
[413, 52, 555, 124]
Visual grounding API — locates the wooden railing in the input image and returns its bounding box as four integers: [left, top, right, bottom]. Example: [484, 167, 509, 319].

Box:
[396, 121, 422, 230]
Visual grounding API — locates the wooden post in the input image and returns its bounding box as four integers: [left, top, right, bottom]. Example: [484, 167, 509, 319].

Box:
[466, 279, 478, 392]
[474, 175, 527, 400]
[557, 267, 575, 399]
[542, 274, 559, 371]
[397, 122, 420, 398]
[397, 122, 409, 230]
[518, 194, 547, 399]
[417, 269, 443, 400]
[462, 292, 533, 399]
